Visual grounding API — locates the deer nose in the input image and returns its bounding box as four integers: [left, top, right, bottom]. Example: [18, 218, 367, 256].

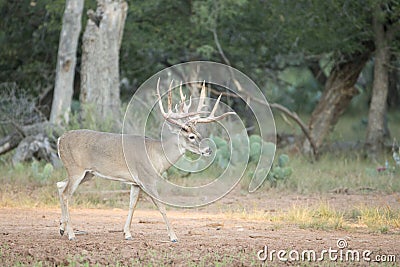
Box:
[202, 147, 212, 156]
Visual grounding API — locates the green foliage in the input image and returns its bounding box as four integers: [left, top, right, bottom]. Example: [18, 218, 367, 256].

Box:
[31, 160, 54, 183]
[123, 0, 400, 112]
[207, 134, 291, 188]
[215, 146, 230, 170]
[249, 134, 261, 145]
[67, 103, 119, 132]
[281, 152, 400, 194]
[0, 1, 63, 91]
[121, 0, 211, 85]
[212, 136, 228, 149]
[1, 0, 400, 114]
[266, 154, 293, 187]
[273, 67, 321, 112]
[248, 134, 262, 162]
[11, 160, 51, 185]
[195, 44, 215, 58]
[278, 154, 289, 167]
[12, 162, 25, 174]
[249, 142, 261, 163]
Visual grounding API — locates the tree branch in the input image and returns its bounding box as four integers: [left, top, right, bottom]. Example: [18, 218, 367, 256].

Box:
[207, 87, 317, 157]
[212, 29, 231, 66]
[268, 103, 317, 156]
[208, 27, 317, 157]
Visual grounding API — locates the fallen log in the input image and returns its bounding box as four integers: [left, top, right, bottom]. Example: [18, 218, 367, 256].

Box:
[0, 131, 23, 155]
[12, 133, 61, 167]
[0, 121, 64, 166]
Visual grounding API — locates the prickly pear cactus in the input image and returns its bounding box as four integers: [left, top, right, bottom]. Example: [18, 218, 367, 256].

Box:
[267, 154, 292, 187]
[167, 134, 292, 188]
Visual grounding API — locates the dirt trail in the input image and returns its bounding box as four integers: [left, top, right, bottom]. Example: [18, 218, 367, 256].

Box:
[1, 193, 399, 266]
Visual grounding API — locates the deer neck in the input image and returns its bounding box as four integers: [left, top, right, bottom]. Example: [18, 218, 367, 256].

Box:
[152, 133, 184, 173]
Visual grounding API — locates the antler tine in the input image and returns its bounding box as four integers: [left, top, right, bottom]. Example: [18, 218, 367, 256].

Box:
[179, 82, 185, 112]
[156, 78, 167, 116]
[209, 94, 222, 118]
[156, 78, 208, 127]
[156, 78, 188, 129]
[179, 82, 193, 113]
[167, 80, 174, 112]
[195, 94, 236, 124]
[196, 81, 207, 112]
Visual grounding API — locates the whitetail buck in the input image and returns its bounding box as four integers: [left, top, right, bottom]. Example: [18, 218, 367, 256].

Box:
[57, 79, 234, 242]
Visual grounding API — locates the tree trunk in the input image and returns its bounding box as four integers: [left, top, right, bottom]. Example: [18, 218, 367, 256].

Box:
[80, 0, 128, 127]
[388, 58, 400, 110]
[50, 0, 84, 125]
[303, 52, 371, 155]
[365, 10, 390, 159]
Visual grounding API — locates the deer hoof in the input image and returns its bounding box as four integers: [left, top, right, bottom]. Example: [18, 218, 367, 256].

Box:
[171, 239, 178, 243]
[60, 229, 64, 236]
[125, 236, 133, 240]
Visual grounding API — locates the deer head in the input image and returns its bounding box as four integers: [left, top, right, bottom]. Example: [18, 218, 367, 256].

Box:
[156, 78, 235, 157]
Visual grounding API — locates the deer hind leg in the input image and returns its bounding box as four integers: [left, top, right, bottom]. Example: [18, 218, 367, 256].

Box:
[123, 185, 140, 240]
[57, 171, 93, 240]
[150, 197, 178, 242]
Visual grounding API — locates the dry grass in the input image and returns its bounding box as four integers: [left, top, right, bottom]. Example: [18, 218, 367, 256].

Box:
[223, 202, 400, 234]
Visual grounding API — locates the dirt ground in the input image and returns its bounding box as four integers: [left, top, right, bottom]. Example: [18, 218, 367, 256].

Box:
[1, 192, 400, 266]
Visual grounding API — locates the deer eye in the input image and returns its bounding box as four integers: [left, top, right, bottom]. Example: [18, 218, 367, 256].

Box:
[188, 134, 196, 141]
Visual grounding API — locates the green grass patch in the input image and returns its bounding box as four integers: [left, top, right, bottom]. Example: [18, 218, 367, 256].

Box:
[273, 153, 400, 194]
[274, 111, 400, 143]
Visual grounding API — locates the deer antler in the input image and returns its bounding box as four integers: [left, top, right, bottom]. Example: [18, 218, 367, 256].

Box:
[156, 78, 235, 126]
[156, 79, 205, 128]
[197, 81, 207, 112]
[179, 82, 192, 113]
[194, 93, 236, 123]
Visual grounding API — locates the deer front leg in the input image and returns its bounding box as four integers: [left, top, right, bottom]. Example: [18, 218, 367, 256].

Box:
[57, 172, 87, 240]
[150, 198, 178, 242]
[123, 185, 140, 240]
[57, 180, 68, 236]
[57, 181, 76, 240]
